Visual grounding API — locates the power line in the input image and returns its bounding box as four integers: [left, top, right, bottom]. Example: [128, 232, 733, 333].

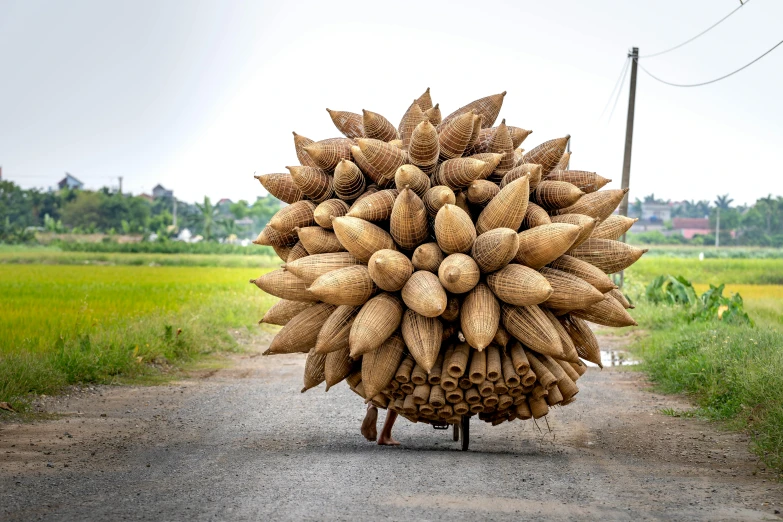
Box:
[635, 38, 783, 87]
[640, 0, 750, 58]
[600, 57, 630, 120]
[608, 55, 632, 122]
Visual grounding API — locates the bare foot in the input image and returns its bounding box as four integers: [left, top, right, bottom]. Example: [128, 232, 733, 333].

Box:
[377, 433, 400, 446]
[361, 406, 377, 441]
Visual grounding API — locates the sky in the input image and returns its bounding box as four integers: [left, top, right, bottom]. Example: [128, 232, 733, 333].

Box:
[1, 0, 781, 206]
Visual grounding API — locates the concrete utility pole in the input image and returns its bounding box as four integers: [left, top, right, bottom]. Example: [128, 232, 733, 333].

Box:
[618, 47, 639, 289]
[715, 207, 721, 248]
[118, 176, 123, 194]
[173, 198, 178, 230]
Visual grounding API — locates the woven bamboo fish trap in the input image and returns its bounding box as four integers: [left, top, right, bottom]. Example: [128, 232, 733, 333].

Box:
[252, 88, 644, 428]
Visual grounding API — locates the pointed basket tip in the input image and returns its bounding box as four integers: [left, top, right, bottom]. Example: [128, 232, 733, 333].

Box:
[300, 387, 307, 393]
[642, 248, 650, 253]
[249, 279, 256, 284]
[622, 187, 630, 194]
[501, 91, 507, 96]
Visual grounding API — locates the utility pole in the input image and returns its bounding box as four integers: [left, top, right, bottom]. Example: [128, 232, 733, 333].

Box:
[618, 47, 639, 289]
[118, 176, 123, 194]
[715, 207, 720, 248]
[173, 198, 178, 230]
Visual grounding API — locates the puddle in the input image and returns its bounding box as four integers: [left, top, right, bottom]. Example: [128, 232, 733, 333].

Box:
[584, 349, 639, 368]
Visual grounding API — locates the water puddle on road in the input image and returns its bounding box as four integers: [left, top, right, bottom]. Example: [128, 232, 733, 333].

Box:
[584, 349, 639, 368]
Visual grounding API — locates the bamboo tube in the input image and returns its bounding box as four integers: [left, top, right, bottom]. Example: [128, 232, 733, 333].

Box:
[349, 292, 404, 357]
[422, 186, 456, 218]
[429, 385, 446, 408]
[412, 383, 431, 405]
[428, 353, 443, 385]
[546, 385, 563, 406]
[398, 101, 427, 148]
[314, 304, 360, 354]
[346, 189, 399, 222]
[438, 112, 476, 161]
[372, 394, 390, 409]
[401, 271, 447, 318]
[469, 348, 487, 384]
[493, 325, 511, 348]
[470, 403, 484, 413]
[440, 347, 458, 391]
[411, 363, 428, 385]
[411, 242, 444, 273]
[568, 238, 647, 274]
[434, 204, 476, 254]
[302, 348, 327, 392]
[486, 264, 553, 306]
[557, 359, 581, 382]
[401, 310, 443, 373]
[453, 401, 470, 415]
[264, 303, 336, 355]
[446, 387, 464, 404]
[332, 216, 396, 263]
[508, 385, 523, 397]
[479, 380, 494, 397]
[419, 403, 435, 416]
[297, 226, 346, 255]
[466, 179, 500, 206]
[552, 188, 628, 221]
[515, 401, 533, 420]
[424, 104, 441, 126]
[395, 164, 431, 197]
[522, 202, 552, 229]
[260, 300, 314, 326]
[393, 397, 405, 412]
[559, 314, 602, 366]
[539, 266, 605, 313]
[465, 387, 481, 404]
[438, 405, 454, 419]
[287, 165, 335, 203]
[394, 355, 415, 383]
[362, 109, 399, 142]
[485, 346, 502, 382]
[498, 394, 514, 410]
[470, 228, 519, 273]
[494, 378, 509, 395]
[530, 384, 548, 401]
[314, 199, 350, 229]
[483, 393, 499, 408]
[461, 283, 500, 351]
[400, 382, 415, 395]
[354, 139, 407, 188]
[408, 121, 439, 175]
[438, 253, 480, 294]
[368, 249, 413, 292]
[326, 108, 364, 139]
[571, 294, 638, 327]
[403, 394, 417, 415]
[459, 376, 472, 390]
[561, 397, 577, 407]
[546, 170, 611, 194]
[440, 92, 505, 129]
[502, 304, 566, 359]
[550, 214, 598, 249]
[526, 349, 558, 389]
[391, 187, 429, 250]
[515, 223, 581, 269]
[308, 265, 377, 306]
[501, 351, 521, 386]
[523, 135, 570, 177]
[548, 254, 617, 293]
[475, 176, 529, 234]
[333, 159, 366, 202]
[533, 181, 585, 210]
[255, 173, 304, 204]
[303, 138, 353, 171]
[441, 295, 461, 322]
[539, 354, 580, 401]
[270, 200, 316, 234]
[521, 369, 537, 388]
[509, 341, 531, 374]
[324, 347, 352, 391]
[448, 342, 470, 378]
[285, 252, 361, 284]
[591, 215, 638, 241]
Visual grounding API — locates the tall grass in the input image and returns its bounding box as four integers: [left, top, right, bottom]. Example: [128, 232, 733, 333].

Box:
[0, 250, 280, 268]
[0, 265, 277, 407]
[627, 257, 783, 285]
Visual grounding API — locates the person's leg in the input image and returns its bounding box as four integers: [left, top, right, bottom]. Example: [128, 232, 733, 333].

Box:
[377, 409, 400, 446]
[361, 403, 377, 441]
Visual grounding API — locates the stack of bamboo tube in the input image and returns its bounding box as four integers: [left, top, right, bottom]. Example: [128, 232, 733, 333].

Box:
[252, 89, 645, 426]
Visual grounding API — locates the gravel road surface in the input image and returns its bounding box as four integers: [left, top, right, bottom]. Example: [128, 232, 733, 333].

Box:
[2, 333, 782, 521]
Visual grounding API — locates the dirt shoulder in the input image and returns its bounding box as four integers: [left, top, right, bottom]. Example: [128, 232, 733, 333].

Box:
[1, 333, 781, 521]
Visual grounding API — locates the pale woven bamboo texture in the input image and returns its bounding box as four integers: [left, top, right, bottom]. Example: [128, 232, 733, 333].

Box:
[293, 132, 319, 168]
[284, 252, 360, 284]
[539, 266, 605, 313]
[390, 188, 429, 250]
[287, 166, 335, 203]
[401, 310, 443, 372]
[554, 151, 571, 172]
[533, 181, 585, 210]
[438, 253, 480, 294]
[469, 153, 503, 180]
[558, 314, 602, 366]
[324, 347, 352, 390]
[434, 158, 487, 190]
[423, 186, 456, 218]
[260, 300, 314, 326]
[408, 121, 439, 174]
[297, 226, 347, 255]
[398, 102, 427, 148]
[571, 294, 638, 327]
[395, 165, 431, 197]
[308, 265, 377, 306]
[326, 108, 364, 139]
[302, 348, 327, 392]
[466, 180, 500, 206]
[440, 92, 505, 129]
[266, 303, 337, 354]
[545, 170, 611, 193]
[251, 269, 316, 302]
[286, 241, 309, 263]
[568, 238, 647, 274]
[368, 249, 413, 292]
[332, 216, 396, 263]
[486, 264, 553, 306]
[460, 283, 500, 351]
[501, 304, 565, 359]
[550, 214, 598, 249]
[411, 242, 444, 273]
[515, 223, 580, 269]
[487, 120, 515, 175]
[438, 112, 475, 161]
[362, 333, 405, 399]
[552, 188, 628, 221]
[255, 173, 304, 204]
[609, 288, 633, 309]
[522, 202, 552, 229]
[476, 177, 529, 234]
[333, 160, 366, 201]
[253, 225, 298, 248]
[424, 104, 441, 126]
[523, 136, 570, 176]
[547, 254, 616, 293]
[355, 139, 407, 188]
[543, 308, 580, 362]
[434, 204, 476, 254]
[303, 138, 354, 171]
[314, 199, 349, 229]
[591, 215, 638, 240]
[270, 200, 316, 234]
[346, 189, 399, 221]
[401, 270, 447, 318]
[471, 228, 519, 273]
[349, 292, 405, 357]
[315, 304, 360, 354]
[362, 110, 399, 142]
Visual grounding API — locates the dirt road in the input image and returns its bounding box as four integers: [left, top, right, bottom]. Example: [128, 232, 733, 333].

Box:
[2, 333, 782, 521]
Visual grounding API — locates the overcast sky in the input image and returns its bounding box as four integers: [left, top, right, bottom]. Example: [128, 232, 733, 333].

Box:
[1, 0, 781, 206]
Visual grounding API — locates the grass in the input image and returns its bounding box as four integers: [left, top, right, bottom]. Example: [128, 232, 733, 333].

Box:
[626, 256, 783, 285]
[0, 248, 280, 268]
[0, 264, 277, 409]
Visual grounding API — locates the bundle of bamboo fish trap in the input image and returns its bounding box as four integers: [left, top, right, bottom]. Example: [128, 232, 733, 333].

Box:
[251, 88, 645, 427]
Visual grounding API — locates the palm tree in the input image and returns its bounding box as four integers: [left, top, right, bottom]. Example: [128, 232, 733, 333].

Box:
[195, 197, 219, 240]
[714, 194, 734, 210]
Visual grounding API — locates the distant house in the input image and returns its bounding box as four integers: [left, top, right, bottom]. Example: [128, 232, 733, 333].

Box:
[672, 218, 711, 239]
[217, 198, 233, 211]
[139, 193, 155, 202]
[640, 202, 672, 222]
[57, 173, 84, 190]
[152, 184, 173, 199]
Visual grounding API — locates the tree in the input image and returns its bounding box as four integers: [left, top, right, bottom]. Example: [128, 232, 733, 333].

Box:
[195, 197, 220, 240]
[714, 194, 734, 210]
[229, 200, 250, 220]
